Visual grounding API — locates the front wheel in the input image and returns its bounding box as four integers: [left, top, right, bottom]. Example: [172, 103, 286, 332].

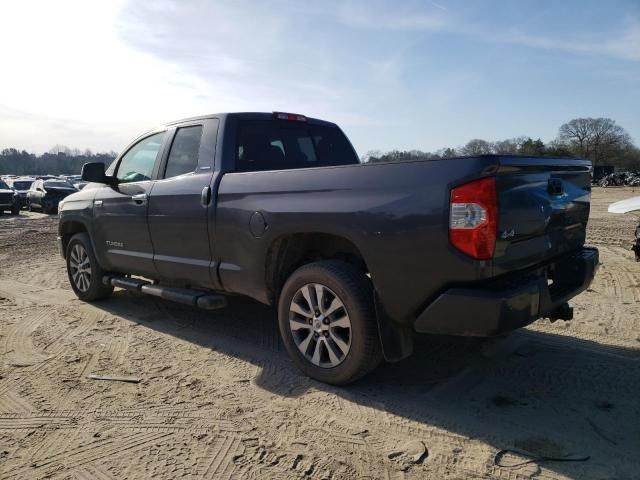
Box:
[278, 260, 382, 385]
[66, 233, 114, 301]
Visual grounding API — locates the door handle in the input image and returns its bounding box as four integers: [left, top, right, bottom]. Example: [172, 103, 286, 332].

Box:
[201, 186, 211, 207]
[132, 193, 148, 205]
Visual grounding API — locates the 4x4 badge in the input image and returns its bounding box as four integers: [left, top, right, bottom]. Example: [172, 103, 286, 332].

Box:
[501, 229, 515, 239]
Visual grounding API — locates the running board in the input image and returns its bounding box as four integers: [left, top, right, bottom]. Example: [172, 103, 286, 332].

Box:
[103, 275, 227, 310]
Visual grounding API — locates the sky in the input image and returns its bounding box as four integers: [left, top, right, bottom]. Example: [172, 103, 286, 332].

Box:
[0, 0, 639, 156]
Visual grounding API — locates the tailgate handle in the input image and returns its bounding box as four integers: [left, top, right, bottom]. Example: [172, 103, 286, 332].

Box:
[547, 178, 564, 196]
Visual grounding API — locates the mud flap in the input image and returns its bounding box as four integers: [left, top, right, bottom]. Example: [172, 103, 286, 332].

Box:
[374, 292, 414, 362]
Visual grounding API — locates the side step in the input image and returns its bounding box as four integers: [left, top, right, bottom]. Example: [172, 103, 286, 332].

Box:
[103, 275, 227, 310]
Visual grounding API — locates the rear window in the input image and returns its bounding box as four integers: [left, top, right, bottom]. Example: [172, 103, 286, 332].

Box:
[236, 120, 359, 172]
[12, 181, 33, 189]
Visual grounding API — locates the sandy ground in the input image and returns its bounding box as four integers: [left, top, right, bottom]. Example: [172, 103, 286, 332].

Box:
[0, 187, 639, 479]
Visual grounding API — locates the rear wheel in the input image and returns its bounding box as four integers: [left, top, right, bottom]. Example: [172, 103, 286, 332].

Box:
[66, 233, 113, 301]
[10, 204, 19, 215]
[278, 260, 382, 385]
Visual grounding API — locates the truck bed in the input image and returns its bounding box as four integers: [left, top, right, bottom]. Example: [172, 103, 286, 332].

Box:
[215, 154, 592, 325]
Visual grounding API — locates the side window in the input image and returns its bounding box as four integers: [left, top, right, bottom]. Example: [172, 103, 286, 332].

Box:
[163, 125, 203, 179]
[115, 132, 165, 183]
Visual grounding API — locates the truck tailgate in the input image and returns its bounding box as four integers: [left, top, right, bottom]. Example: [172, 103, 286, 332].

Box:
[492, 156, 592, 275]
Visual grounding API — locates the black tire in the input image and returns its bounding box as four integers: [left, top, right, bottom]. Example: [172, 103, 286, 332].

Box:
[10, 205, 19, 215]
[27, 199, 33, 211]
[278, 260, 382, 385]
[66, 232, 114, 301]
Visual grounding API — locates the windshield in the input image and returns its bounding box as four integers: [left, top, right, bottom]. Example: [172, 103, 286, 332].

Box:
[0, 179, 10, 189]
[44, 181, 74, 189]
[12, 181, 33, 190]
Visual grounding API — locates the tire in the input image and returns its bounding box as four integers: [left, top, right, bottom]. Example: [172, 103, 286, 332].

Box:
[27, 199, 33, 211]
[278, 260, 382, 385]
[10, 205, 19, 215]
[66, 232, 114, 301]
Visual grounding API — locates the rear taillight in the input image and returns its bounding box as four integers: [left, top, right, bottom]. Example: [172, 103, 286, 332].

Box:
[449, 177, 497, 259]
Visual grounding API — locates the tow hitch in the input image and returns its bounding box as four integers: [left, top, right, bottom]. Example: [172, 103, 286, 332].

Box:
[547, 302, 573, 322]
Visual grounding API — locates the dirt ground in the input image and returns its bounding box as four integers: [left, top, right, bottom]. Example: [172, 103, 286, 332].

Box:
[0, 187, 639, 480]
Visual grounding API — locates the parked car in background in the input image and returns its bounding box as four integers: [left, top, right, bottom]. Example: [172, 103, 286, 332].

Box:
[0, 178, 21, 215]
[27, 178, 77, 214]
[64, 175, 82, 184]
[6, 177, 35, 208]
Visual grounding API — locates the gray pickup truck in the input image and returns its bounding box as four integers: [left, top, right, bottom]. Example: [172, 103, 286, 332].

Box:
[58, 112, 599, 384]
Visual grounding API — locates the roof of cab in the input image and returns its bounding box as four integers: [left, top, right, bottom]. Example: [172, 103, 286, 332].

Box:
[164, 112, 337, 128]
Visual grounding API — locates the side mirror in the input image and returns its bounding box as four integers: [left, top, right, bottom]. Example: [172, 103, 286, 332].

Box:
[81, 162, 115, 185]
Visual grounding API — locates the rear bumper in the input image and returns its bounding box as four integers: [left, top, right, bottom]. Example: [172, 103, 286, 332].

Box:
[414, 247, 599, 336]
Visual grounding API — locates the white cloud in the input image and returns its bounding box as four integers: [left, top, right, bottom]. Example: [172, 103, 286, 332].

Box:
[333, 1, 448, 30]
[483, 17, 640, 62]
[0, 0, 216, 151]
[0, 0, 637, 154]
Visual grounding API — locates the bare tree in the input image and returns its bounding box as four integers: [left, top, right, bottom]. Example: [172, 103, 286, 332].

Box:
[493, 138, 522, 154]
[437, 147, 457, 158]
[558, 118, 632, 165]
[459, 139, 492, 156]
[48, 144, 72, 155]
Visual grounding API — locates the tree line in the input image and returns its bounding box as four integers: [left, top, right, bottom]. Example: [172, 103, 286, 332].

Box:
[1, 117, 638, 175]
[364, 117, 640, 170]
[0, 145, 117, 176]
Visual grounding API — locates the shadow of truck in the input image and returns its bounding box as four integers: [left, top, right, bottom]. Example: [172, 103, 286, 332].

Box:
[90, 290, 640, 479]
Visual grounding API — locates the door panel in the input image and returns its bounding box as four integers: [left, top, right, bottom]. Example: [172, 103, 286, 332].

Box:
[92, 182, 156, 275]
[148, 173, 213, 286]
[148, 120, 218, 288]
[91, 131, 167, 276]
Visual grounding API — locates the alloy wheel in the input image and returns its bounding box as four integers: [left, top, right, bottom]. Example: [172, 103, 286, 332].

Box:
[69, 244, 91, 292]
[288, 283, 352, 368]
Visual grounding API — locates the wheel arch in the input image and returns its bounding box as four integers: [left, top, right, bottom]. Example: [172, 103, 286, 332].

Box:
[59, 219, 90, 259]
[264, 232, 413, 363]
[264, 232, 368, 302]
